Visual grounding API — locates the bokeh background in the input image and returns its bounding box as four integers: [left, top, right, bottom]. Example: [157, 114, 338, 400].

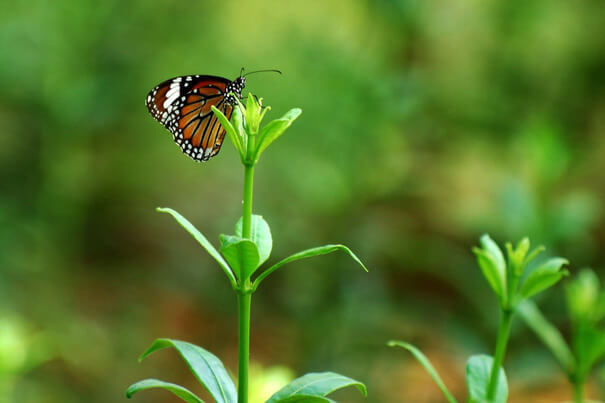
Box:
[1, 0, 605, 402]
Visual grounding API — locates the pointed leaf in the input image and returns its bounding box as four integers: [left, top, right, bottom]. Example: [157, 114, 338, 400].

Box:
[219, 235, 260, 281]
[236, 215, 272, 265]
[211, 105, 245, 159]
[253, 244, 367, 290]
[265, 372, 366, 403]
[519, 257, 569, 299]
[473, 234, 507, 299]
[126, 379, 204, 403]
[157, 208, 236, 289]
[139, 339, 236, 403]
[388, 341, 457, 403]
[254, 108, 302, 162]
[517, 300, 575, 374]
[472, 248, 504, 301]
[466, 355, 508, 403]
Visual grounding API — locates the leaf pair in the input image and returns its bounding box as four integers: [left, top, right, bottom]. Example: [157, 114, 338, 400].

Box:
[388, 341, 508, 403]
[157, 208, 367, 291]
[473, 234, 569, 308]
[127, 339, 366, 403]
[220, 215, 272, 282]
[211, 94, 302, 165]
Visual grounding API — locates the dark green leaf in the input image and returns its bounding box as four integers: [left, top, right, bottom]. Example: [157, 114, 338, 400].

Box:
[157, 208, 236, 289]
[126, 379, 204, 403]
[139, 339, 236, 403]
[575, 324, 605, 380]
[236, 215, 272, 265]
[254, 108, 302, 162]
[519, 257, 569, 299]
[253, 244, 367, 290]
[265, 372, 366, 403]
[517, 300, 575, 374]
[219, 235, 260, 281]
[388, 341, 457, 403]
[466, 355, 508, 403]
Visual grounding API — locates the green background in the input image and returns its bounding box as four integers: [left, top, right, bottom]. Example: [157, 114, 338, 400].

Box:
[1, 0, 604, 401]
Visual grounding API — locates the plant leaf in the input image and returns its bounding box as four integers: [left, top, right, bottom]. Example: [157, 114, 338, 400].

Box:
[236, 215, 272, 265]
[473, 235, 507, 301]
[157, 208, 237, 289]
[519, 257, 569, 299]
[219, 235, 260, 281]
[565, 269, 601, 322]
[126, 379, 205, 403]
[388, 341, 457, 403]
[575, 324, 605, 380]
[139, 339, 236, 403]
[268, 395, 335, 403]
[472, 248, 504, 302]
[517, 300, 575, 375]
[265, 372, 366, 403]
[211, 105, 245, 160]
[466, 355, 508, 403]
[253, 244, 367, 290]
[254, 108, 302, 162]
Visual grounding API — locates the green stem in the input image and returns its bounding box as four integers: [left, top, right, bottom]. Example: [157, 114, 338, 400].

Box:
[242, 164, 254, 239]
[573, 379, 583, 403]
[237, 291, 251, 403]
[238, 132, 255, 403]
[487, 309, 513, 401]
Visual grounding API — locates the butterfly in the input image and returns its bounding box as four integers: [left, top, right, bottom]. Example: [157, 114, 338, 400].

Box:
[145, 69, 280, 162]
[145, 73, 245, 162]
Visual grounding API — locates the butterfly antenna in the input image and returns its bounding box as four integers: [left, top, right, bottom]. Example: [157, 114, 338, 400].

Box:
[243, 69, 282, 77]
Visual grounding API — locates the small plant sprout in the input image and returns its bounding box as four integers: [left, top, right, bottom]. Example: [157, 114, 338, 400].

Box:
[519, 268, 605, 402]
[389, 235, 569, 403]
[127, 93, 368, 403]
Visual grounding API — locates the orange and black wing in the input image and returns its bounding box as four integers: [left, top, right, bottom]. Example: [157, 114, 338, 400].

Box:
[145, 75, 239, 162]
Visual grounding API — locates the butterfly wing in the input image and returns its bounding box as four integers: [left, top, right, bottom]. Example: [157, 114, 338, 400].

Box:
[145, 75, 235, 162]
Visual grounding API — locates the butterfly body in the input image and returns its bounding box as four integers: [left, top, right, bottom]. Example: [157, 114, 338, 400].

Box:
[145, 74, 246, 162]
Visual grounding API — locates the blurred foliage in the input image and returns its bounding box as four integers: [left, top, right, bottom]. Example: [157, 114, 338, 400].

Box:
[1, 0, 605, 401]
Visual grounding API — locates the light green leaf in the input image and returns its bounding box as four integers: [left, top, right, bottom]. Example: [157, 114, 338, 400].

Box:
[211, 106, 245, 160]
[505, 238, 530, 276]
[566, 269, 601, 322]
[139, 339, 236, 403]
[473, 248, 504, 302]
[265, 372, 366, 403]
[236, 215, 272, 265]
[157, 208, 236, 289]
[517, 300, 575, 374]
[269, 395, 335, 403]
[219, 235, 260, 281]
[254, 108, 302, 162]
[253, 244, 367, 290]
[466, 355, 508, 403]
[244, 93, 262, 134]
[519, 257, 569, 299]
[126, 379, 204, 403]
[388, 341, 457, 403]
[475, 234, 507, 298]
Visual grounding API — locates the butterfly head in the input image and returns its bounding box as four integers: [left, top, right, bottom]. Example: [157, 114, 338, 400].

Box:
[225, 76, 246, 105]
